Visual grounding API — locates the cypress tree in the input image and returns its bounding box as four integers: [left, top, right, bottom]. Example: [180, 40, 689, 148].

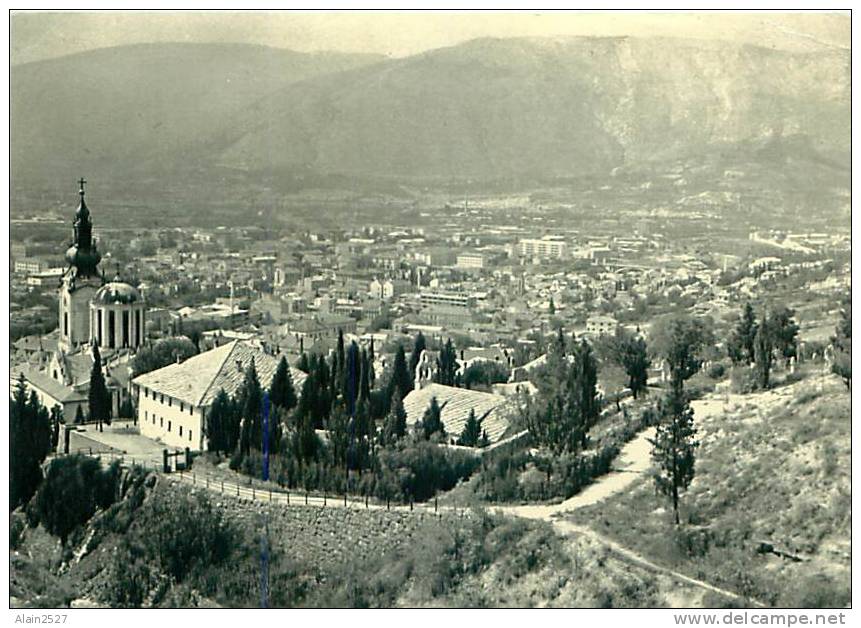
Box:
[238, 360, 262, 455]
[381, 387, 407, 446]
[434, 339, 458, 386]
[88, 343, 111, 431]
[297, 353, 310, 373]
[343, 341, 361, 416]
[10, 375, 51, 510]
[620, 333, 650, 399]
[368, 339, 376, 388]
[729, 302, 759, 365]
[359, 348, 371, 404]
[269, 356, 297, 413]
[50, 405, 62, 451]
[408, 331, 426, 381]
[420, 396, 445, 440]
[389, 345, 412, 400]
[570, 340, 600, 447]
[205, 389, 232, 454]
[456, 409, 483, 447]
[754, 318, 773, 390]
[336, 329, 346, 386]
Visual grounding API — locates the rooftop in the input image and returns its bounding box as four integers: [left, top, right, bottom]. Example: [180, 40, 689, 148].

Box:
[402, 383, 511, 444]
[133, 340, 307, 408]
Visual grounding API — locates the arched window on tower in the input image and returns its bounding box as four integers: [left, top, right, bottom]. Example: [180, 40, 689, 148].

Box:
[135, 309, 141, 347]
[63, 312, 68, 337]
[97, 309, 103, 346]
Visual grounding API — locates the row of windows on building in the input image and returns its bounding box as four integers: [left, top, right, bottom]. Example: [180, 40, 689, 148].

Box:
[144, 410, 193, 442]
[142, 387, 195, 415]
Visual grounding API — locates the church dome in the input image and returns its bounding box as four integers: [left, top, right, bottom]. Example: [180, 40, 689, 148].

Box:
[93, 281, 142, 305]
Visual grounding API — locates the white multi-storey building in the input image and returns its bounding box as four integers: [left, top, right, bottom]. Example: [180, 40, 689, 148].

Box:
[517, 237, 569, 260]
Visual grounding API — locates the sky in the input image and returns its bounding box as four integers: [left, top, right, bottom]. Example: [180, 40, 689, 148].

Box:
[10, 11, 850, 66]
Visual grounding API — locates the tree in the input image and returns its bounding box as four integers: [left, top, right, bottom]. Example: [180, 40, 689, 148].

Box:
[367, 340, 376, 388]
[434, 339, 458, 386]
[651, 315, 711, 393]
[269, 356, 297, 413]
[359, 348, 371, 404]
[619, 332, 651, 399]
[456, 409, 484, 447]
[569, 340, 600, 448]
[419, 396, 445, 440]
[753, 319, 774, 390]
[205, 389, 233, 454]
[832, 294, 851, 390]
[131, 337, 198, 377]
[293, 405, 319, 464]
[238, 360, 262, 455]
[650, 386, 698, 525]
[728, 302, 758, 365]
[462, 361, 509, 390]
[296, 353, 310, 373]
[769, 306, 800, 364]
[408, 331, 426, 382]
[335, 329, 346, 386]
[88, 343, 111, 431]
[10, 375, 51, 510]
[524, 334, 599, 455]
[49, 405, 62, 451]
[389, 345, 413, 399]
[548, 296, 556, 315]
[343, 341, 361, 416]
[381, 388, 407, 446]
[31, 456, 121, 545]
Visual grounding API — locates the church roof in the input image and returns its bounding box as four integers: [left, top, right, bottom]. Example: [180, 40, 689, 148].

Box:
[13, 366, 87, 404]
[402, 383, 511, 444]
[133, 340, 307, 408]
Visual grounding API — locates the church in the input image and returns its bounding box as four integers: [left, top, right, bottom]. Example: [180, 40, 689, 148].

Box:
[14, 180, 146, 421]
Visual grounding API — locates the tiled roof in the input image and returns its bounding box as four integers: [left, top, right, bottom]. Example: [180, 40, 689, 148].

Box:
[402, 383, 511, 444]
[133, 341, 308, 408]
[13, 366, 86, 403]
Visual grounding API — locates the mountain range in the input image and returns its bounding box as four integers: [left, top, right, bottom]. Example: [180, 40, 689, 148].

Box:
[11, 37, 849, 215]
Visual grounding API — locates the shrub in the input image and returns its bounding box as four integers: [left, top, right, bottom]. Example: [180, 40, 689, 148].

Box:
[142, 490, 234, 582]
[10, 512, 26, 550]
[30, 455, 121, 544]
[707, 363, 726, 379]
[730, 366, 759, 395]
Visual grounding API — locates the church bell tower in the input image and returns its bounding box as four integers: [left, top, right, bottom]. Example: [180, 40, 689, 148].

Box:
[58, 178, 104, 352]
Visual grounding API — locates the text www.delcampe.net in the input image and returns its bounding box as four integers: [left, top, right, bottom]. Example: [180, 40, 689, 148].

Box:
[674, 613, 848, 626]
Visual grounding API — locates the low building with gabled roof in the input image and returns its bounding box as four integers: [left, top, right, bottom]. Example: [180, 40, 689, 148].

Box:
[133, 340, 307, 450]
[402, 383, 512, 446]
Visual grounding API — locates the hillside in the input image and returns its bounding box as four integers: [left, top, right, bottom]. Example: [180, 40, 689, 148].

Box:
[10, 43, 383, 193]
[11, 36, 849, 225]
[566, 372, 851, 607]
[215, 37, 848, 181]
[11, 470, 728, 608]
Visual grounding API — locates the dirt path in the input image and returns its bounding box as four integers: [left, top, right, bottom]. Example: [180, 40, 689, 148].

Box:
[489, 393, 766, 607]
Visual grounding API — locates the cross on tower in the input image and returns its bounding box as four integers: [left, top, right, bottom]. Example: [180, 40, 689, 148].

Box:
[78, 177, 87, 195]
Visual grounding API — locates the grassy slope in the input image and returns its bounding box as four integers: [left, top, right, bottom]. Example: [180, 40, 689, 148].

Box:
[567, 372, 850, 607]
